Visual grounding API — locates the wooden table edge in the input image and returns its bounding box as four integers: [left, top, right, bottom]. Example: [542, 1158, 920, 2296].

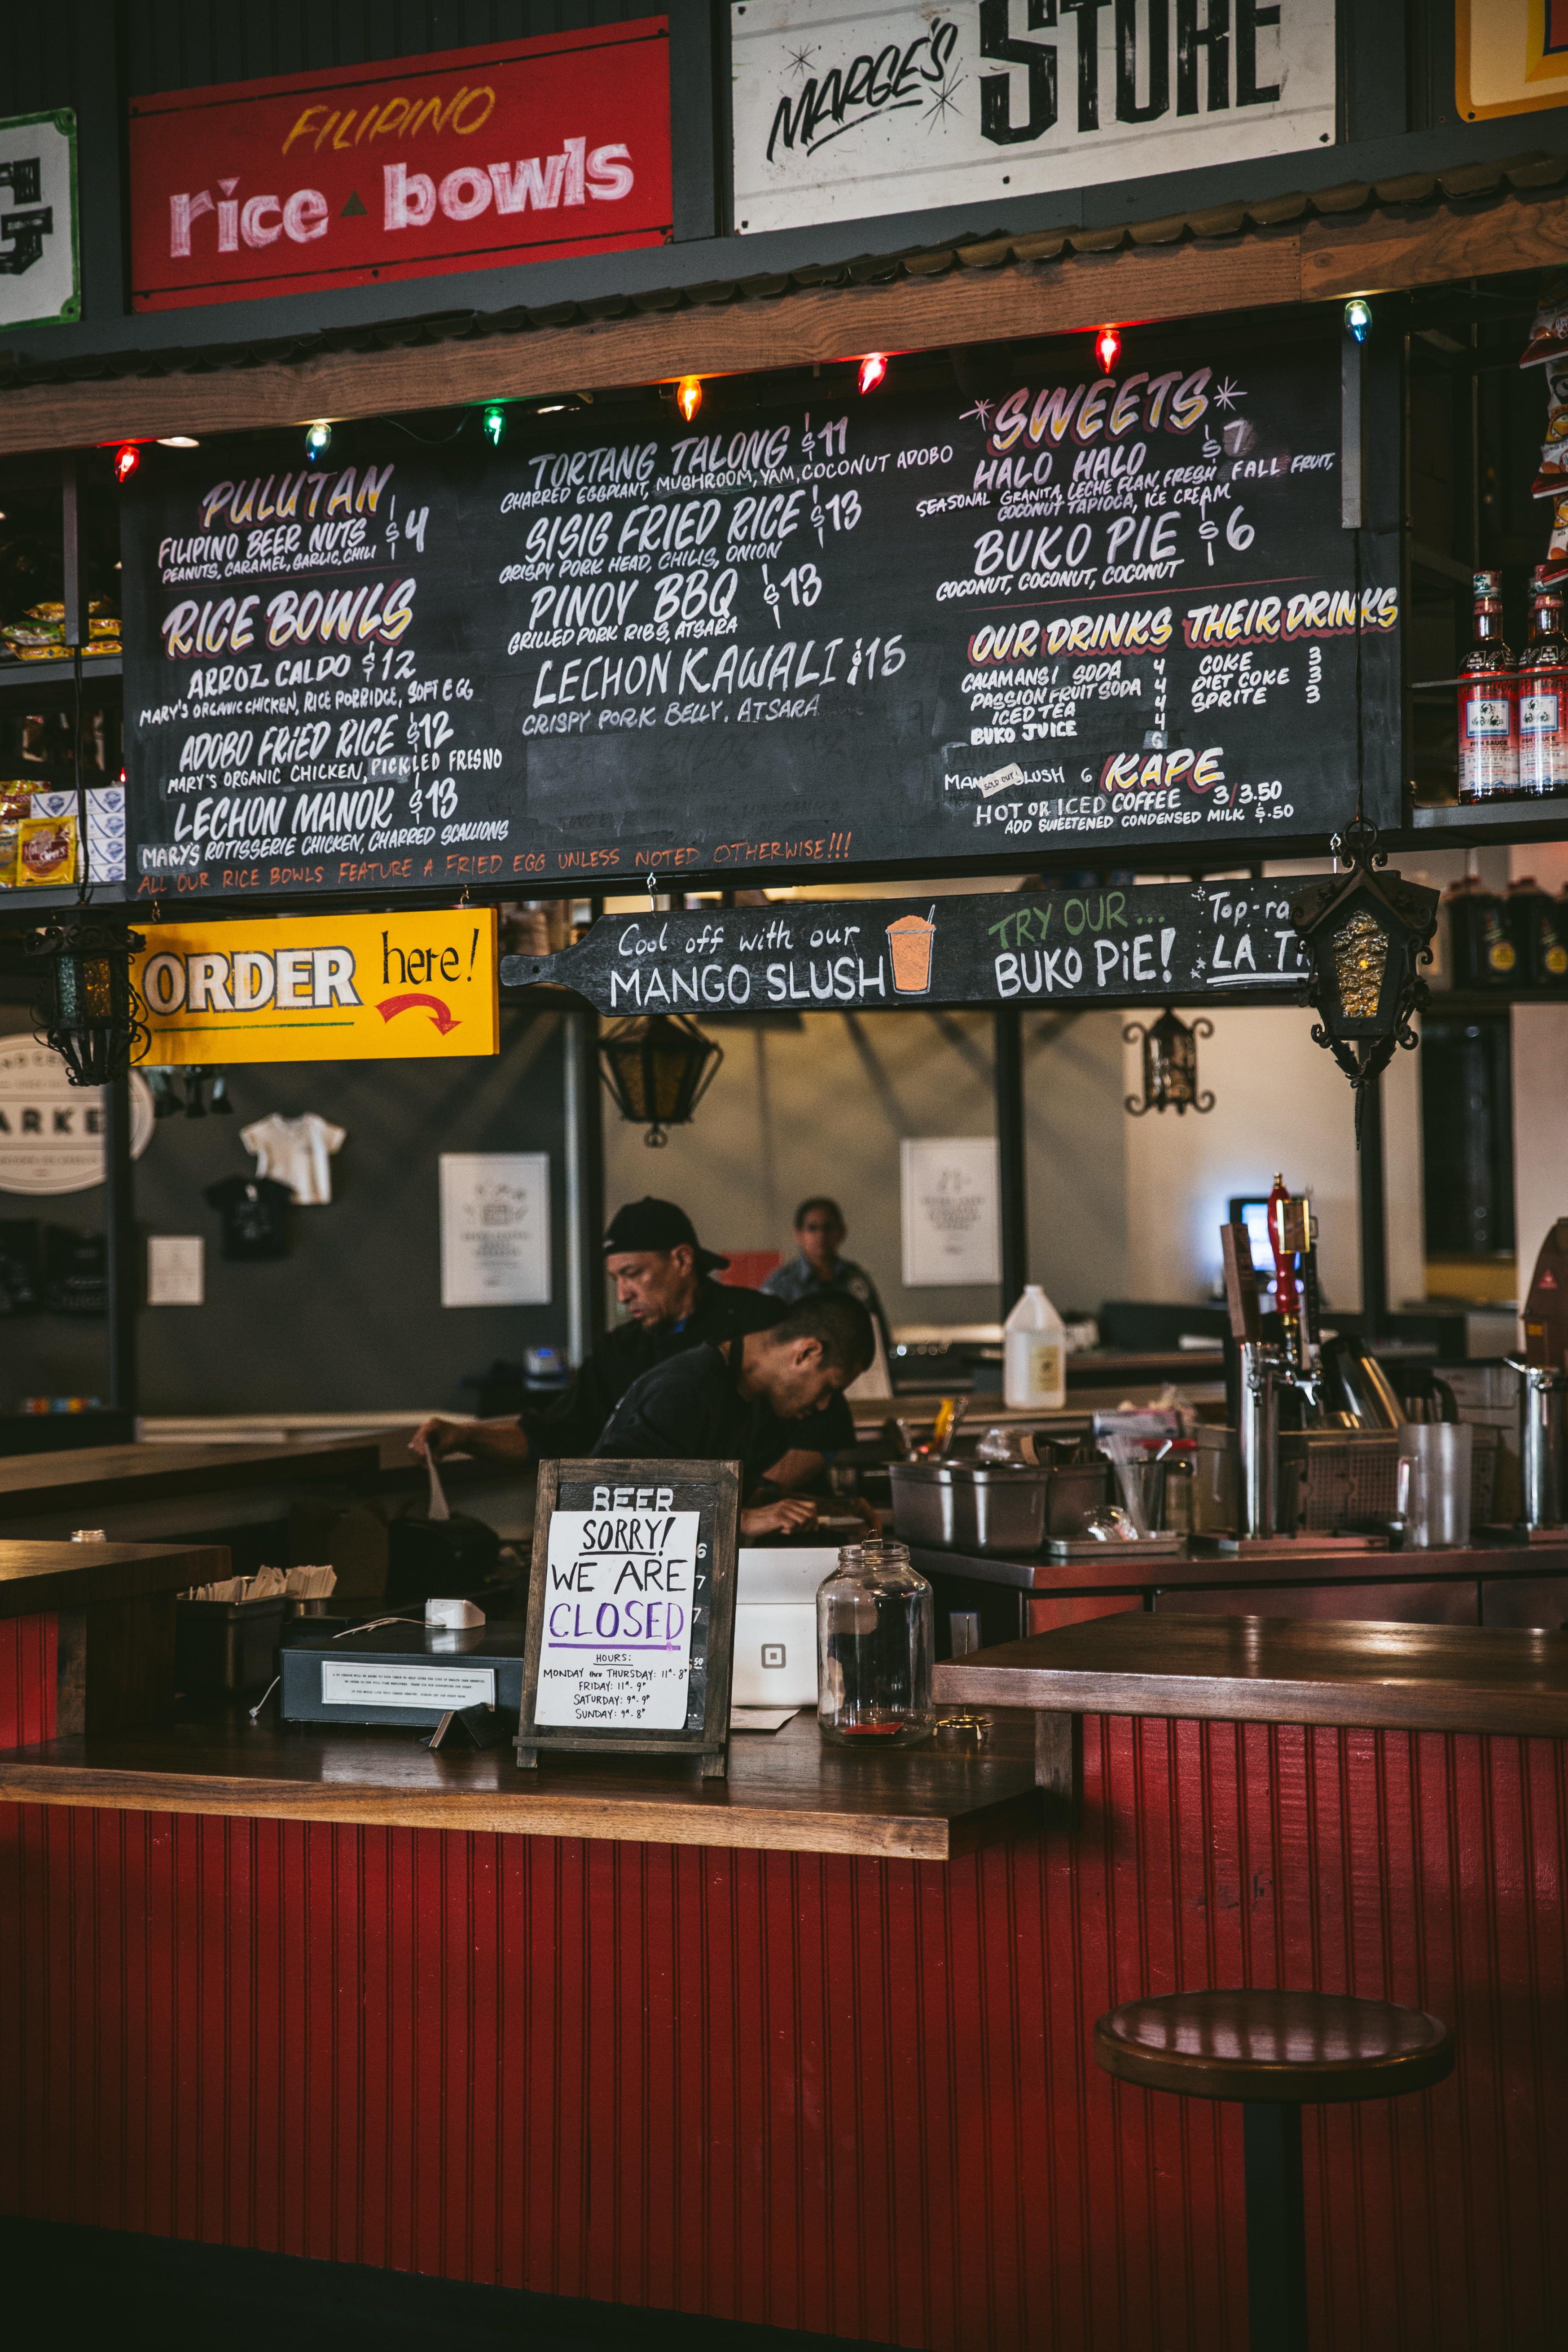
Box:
[931, 1665, 1568, 1740]
[0, 1755, 1044, 1863]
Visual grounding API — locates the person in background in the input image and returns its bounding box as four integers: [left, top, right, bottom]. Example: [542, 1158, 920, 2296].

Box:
[412, 1196, 852, 1486]
[594, 1294, 875, 1539]
[763, 1197, 893, 1366]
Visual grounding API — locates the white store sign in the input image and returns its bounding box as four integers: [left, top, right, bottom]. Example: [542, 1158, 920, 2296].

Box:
[0, 1043, 154, 1196]
[731, 0, 1336, 235]
[0, 110, 80, 330]
[901, 1135, 1000, 1287]
[439, 1151, 551, 1307]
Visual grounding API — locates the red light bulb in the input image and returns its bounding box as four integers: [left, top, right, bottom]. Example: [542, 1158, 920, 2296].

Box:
[677, 376, 702, 424]
[1095, 325, 1121, 374]
[114, 443, 141, 486]
[857, 352, 888, 395]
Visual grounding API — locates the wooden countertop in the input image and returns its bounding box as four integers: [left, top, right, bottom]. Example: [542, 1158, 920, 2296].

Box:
[0, 1708, 1041, 1863]
[0, 1438, 381, 1520]
[933, 1614, 1568, 1738]
[912, 1538, 1568, 1595]
[0, 1538, 231, 1621]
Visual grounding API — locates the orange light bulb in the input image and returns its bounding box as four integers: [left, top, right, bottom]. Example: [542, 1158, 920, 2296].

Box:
[114, 443, 141, 486]
[677, 376, 702, 423]
[857, 352, 888, 395]
[1095, 325, 1121, 374]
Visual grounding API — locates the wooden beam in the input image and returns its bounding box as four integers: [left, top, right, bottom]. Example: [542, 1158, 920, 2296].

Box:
[0, 242, 1305, 453]
[1299, 188, 1568, 298]
[0, 189, 1560, 456]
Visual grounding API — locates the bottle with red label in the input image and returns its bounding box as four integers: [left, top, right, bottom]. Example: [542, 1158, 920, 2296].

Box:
[1517, 565, 1568, 796]
[1458, 568, 1518, 800]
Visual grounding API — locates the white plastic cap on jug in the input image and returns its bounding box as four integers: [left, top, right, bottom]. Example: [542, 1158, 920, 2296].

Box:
[1003, 1284, 1067, 1410]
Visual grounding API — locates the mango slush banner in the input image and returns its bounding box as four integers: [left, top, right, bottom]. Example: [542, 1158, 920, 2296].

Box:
[132, 908, 498, 1064]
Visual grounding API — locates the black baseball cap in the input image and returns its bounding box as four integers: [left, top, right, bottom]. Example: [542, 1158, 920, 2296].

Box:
[603, 1197, 729, 1273]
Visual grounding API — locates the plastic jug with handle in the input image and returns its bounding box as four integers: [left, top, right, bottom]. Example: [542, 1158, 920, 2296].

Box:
[1003, 1285, 1067, 1410]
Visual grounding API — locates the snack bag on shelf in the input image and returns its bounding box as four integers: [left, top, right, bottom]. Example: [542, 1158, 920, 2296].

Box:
[1522, 270, 1568, 369]
[16, 813, 76, 886]
[1534, 409, 1568, 499]
[0, 820, 19, 887]
[1544, 493, 1568, 586]
[86, 600, 120, 655]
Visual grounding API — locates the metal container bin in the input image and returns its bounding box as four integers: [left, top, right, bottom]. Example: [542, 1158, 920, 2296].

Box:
[889, 1458, 1109, 1553]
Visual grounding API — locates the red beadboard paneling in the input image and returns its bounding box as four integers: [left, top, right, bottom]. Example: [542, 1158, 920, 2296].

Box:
[0, 1613, 55, 1747]
[0, 1712, 1564, 2350]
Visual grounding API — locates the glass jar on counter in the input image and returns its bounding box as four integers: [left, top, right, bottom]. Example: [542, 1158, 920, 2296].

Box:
[816, 1541, 936, 1747]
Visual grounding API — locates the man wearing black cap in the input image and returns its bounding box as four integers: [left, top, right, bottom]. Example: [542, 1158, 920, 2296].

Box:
[412, 1197, 852, 1505]
[595, 1293, 874, 1540]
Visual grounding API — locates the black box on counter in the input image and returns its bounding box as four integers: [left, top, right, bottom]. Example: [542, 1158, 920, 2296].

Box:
[280, 1620, 528, 1728]
[177, 1595, 286, 1699]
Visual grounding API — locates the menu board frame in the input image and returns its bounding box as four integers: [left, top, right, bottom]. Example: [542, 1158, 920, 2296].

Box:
[517, 1455, 741, 1777]
[118, 316, 1401, 898]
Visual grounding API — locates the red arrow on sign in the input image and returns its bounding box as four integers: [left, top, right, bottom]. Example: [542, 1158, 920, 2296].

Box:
[376, 993, 460, 1034]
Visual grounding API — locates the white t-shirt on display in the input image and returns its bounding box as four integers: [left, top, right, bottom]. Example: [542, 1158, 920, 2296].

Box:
[239, 1112, 347, 1205]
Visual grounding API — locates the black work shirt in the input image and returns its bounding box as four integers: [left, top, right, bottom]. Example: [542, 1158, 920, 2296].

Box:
[204, 1175, 291, 1262]
[593, 1341, 825, 1495]
[519, 1279, 852, 1463]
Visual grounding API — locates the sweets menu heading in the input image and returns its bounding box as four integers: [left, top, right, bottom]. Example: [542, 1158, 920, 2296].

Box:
[119, 331, 1398, 901]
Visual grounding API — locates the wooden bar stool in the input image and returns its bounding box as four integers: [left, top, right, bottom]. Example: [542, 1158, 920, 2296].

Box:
[1094, 1989, 1454, 2352]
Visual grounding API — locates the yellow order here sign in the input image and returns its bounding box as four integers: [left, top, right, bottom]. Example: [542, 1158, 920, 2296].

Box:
[133, 910, 498, 1065]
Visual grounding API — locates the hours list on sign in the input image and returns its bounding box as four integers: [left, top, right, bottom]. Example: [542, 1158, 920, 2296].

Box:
[119, 329, 1398, 898]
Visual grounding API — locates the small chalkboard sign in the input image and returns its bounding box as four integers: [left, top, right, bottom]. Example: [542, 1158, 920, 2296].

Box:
[516, 1458, 741, 1778]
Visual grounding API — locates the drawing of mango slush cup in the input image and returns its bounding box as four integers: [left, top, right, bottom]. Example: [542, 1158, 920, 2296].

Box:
[887, 905, 936, 994]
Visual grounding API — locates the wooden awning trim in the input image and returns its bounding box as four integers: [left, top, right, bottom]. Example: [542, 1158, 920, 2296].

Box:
[0, 177, 1561, 456]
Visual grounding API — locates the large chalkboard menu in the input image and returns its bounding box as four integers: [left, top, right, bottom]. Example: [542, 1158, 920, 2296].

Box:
[120, 331, 1398, 901]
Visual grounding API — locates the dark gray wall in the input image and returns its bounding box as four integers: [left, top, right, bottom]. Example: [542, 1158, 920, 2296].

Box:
[7, 1, 1564, 374]
[0, 1006, 571, 1414]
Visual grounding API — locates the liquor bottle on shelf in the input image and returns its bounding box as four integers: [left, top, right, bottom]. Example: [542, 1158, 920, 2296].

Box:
[1509, 876, 1568, 987]
[1458, 568, 1518, 801]
[1539, 888, 1568, 987]
[1517, 565, 1568, 797]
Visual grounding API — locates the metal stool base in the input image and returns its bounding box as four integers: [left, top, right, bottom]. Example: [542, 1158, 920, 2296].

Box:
[1243, 2102, 1307, 2352]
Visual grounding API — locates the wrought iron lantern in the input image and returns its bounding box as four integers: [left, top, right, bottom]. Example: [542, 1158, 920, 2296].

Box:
[27, 914, 149, 1087]
[1290, 818, 1438, 1141]
[597, 1011, 723, 1147]
[1123, 1005, 1214, 1116]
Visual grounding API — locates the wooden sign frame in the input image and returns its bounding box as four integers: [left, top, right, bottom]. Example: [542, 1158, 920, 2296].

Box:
[516, 1457, 741, 1778]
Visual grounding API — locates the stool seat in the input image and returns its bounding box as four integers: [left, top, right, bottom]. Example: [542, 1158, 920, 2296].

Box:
[1095, 1988, 1455, 2106]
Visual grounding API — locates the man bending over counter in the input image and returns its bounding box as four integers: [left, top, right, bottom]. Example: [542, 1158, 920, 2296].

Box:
[412, 1196, 854, 1508]
[594, 1293, 875, 1539]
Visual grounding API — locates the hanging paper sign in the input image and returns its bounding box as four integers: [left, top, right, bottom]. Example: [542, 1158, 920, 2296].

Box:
[439, 1152, 550, 1306]
[900, 1137, 1001, 1287]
